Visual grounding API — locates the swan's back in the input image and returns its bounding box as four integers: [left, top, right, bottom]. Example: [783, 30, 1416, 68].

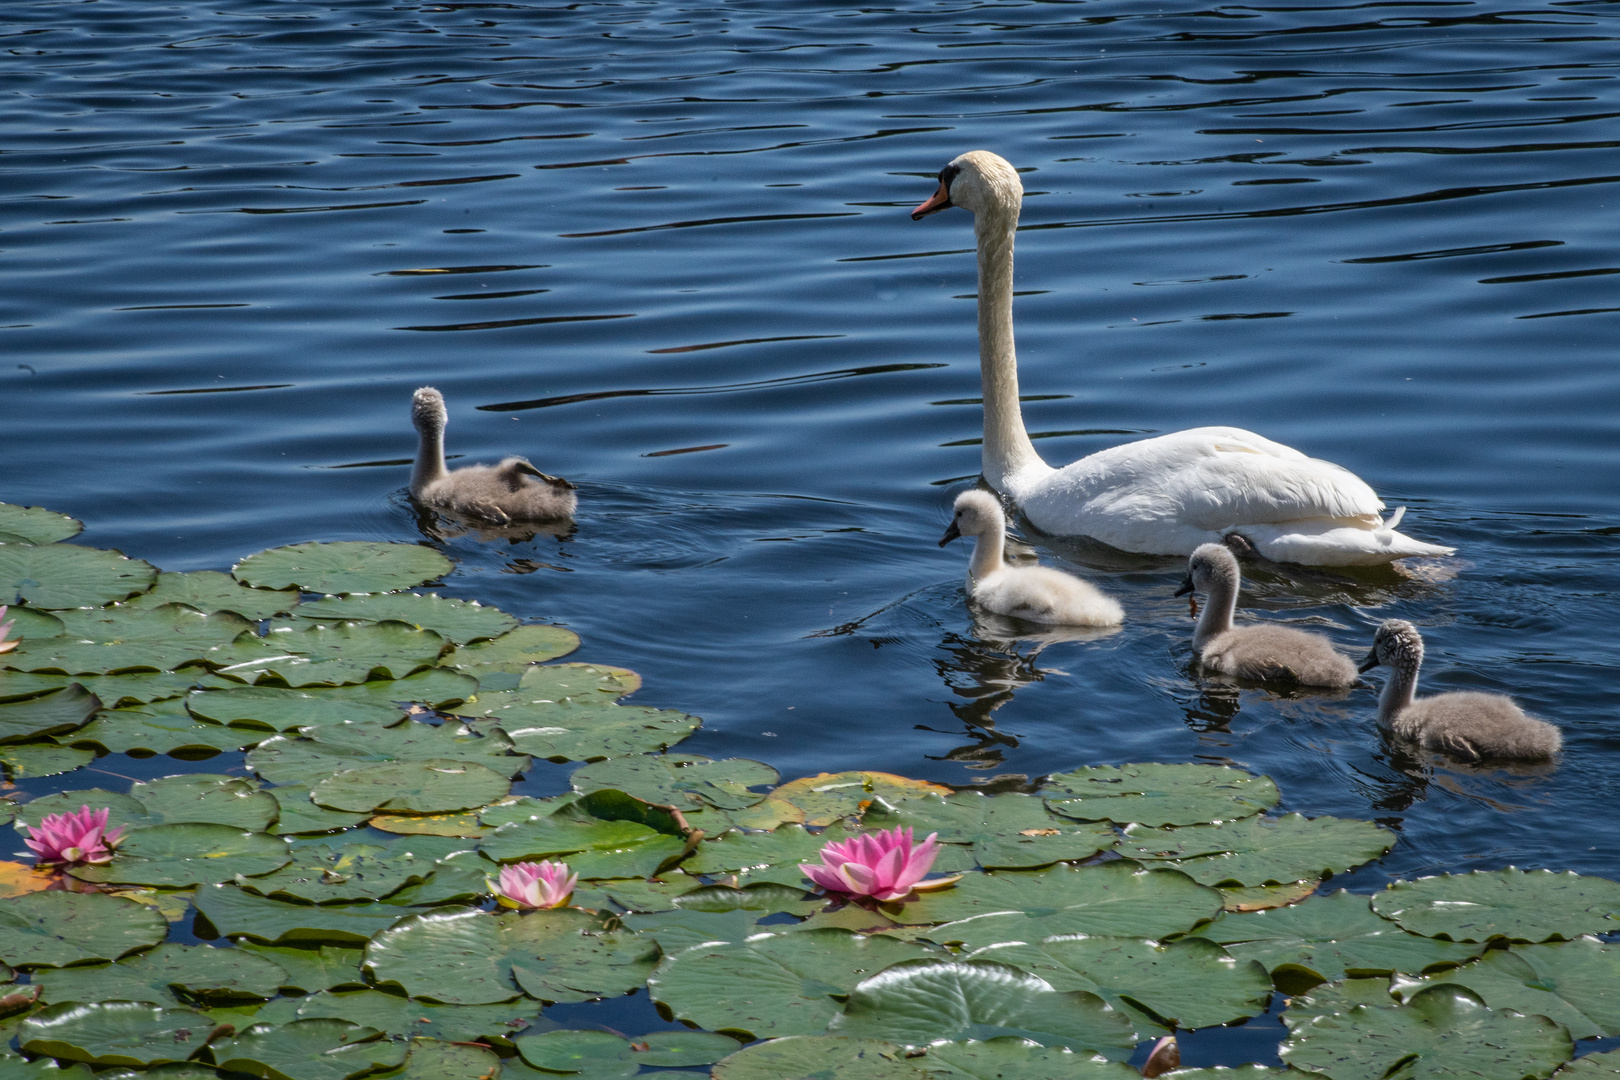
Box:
[1200, 623, 1358, 688]
[973, 563, 1124, 627]
[1392, 692, 1562, 761]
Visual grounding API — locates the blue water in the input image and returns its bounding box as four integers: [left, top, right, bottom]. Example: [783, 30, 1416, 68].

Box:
[5, 0, 1620, 1064]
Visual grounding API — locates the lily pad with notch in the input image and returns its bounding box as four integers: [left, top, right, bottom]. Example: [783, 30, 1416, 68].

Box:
[710, 1036, 928, 1080]
[467, 702, 700, 763]
[128, 773, 279, 830]
[0, 892, 169, 968]
[0, 503, 83, 546]
[311, 758, 511, 815]
[5, 605, 256, 676]
[226, 621, 448, 688]
[440, 622, 580, 671]
[1116, 814, 1394, 888]
[0, 743, 93, 779]
[31, 943, 288, 1007]
[516, 1029, 742, 1076]
[922, 1037, 1143, 1080]
[186, 685, 406, 732]
[0, 684, 99, 744]
[570, 754, 777, 813]
[265, 785, 371, 836]
[237, 838, 444, 903]
[236, 942, 366, 994]
[0, 670, 224, 708]
[311, 668, 477, 710]
[124, 571, 299, 621]
[19, 1001, 214, 1067]
[246, 717, 526, 785]
[1371, 869, 1620, 943]
[69, 699, 264, 756]
[773, 771, 955, 827]
[0, 544, 158, 610]
[234, 540, 453, 594]
[210, 1017, 406, 1080]
[69, 824, 290, 887]
[481, 811, 685, 880]
[862, 792, 1118, 870]
[1041, 763, 1279, 827]
[463, 662, 643, 713]
[274, 591, 518, 645]
[193, 884, 411, 945]
[1395, 936, 1620, 1040]
[252, 987, 540, 1043]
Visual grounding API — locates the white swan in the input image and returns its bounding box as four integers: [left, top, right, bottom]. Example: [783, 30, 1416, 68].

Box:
[940, 490, 1124, 626]
[1359, 619, 1561, 761]
[410, 387, 577, 524]
[911, 151, 1454, 567]
[1176, 543, 1357, 687]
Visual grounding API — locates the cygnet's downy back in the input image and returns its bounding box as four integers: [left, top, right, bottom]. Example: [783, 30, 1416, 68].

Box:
[939, 490, 1123, 627]
[1175, 543, 1356, 688]
[1360, 619, 1561, 761]
[410, 387, 576, 525]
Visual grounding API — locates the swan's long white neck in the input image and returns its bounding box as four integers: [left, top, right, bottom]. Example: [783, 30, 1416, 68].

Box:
[967, 526, 1006, 584]
[1376, 657, 1419, 727]
[412, 419, 449, 493]
[1192, 570, 1238, 652]
[974, 200, 1046, 494]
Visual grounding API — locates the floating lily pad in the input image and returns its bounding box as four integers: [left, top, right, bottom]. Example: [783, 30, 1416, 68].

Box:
[366, 906, 657, 1006]
[438, 622, 578, 669]
[516, 1029, 741, 1075]
[774, 772, 955, 827]
[70, 823, 290, 886]
[621, 909, 766, 954]
[212, 1018, 406, 1080]
[1561, 1050, 1620, 1079]
[247, 718, 524, 785]
[19, 1001, 213, 1066]
[1279, 983, 1572, 1080]
[235, 541, 453, 594]
[69, 700, 259, 755]
[266, 786, 371, 836]
[239, 839, 442, 903]
[1399, 937, 1620, 1040]
[1042, 764, 1279, 827]
[232, 621, 448, 687]
[970, 936, 1272, 1036]
[464, 663, 643, 716]
[125, 572, 300, 621]
[481, 813, 683, 879]
[471, 703, 700, 763]
[896, 862, 1223, 950]
[381, 848, 495, 907]
[0, 685, 99, 744]
[0, 607, 66, 644]
[236, 943, 366, 993]
[372, 810, 489, 838]
[1283, 977, 1401, 1026]
[568, 876, 708, 915]
[194, 885, 408, 945]
[0, 892, 168, 968]
[0, 503, 83, 546]
[0, 743, 93, 779]
[399, 1039, 506, 1079]
[1372, 869, 1620, 942]
[130, 773, 279, 830]
[672, 882, 821, 916]
[1196, 890, 1485, 984]
[571, 755, 776, 812]
[186, 685, 405, 731]
[6, 605, 255, 676]
[313, 669, 477, 710]
[830, 958, 1137, 1057]
[1116, 814, 1394, 887]
[274, 591, 518, 646]
[683, 823, 856, 882]
[253, 988, 539, 1043]
[863, 792, 1118, 869]
[11, 788, 148, 830]
[0, 671, 220, 708]
[682, 796, 805, 834]
[923, 1038, 1142, 1080]
[710, 1037, 928, 1080]
[648, 927, 939, 1039]
[32, 943, 288, 1007]
[312, 759, 510, 814]
[0, 545, 157, 610]
[1219, 879, 1321, 912]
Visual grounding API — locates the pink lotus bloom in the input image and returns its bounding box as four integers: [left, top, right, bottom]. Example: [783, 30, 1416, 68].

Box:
[0, 606, 16, 655]
[24, 805, 125, 867]
[800, 826, 943, 902]
[489, 860, 577, 910]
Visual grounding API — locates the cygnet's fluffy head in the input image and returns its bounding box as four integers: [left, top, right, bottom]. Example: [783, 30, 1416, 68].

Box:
[939, 489, 1005, 546]
[1176, 542, 1239, 597]
[911, 150, 1023, 221]
[412, 387, 447, 433]
[1360, 618, 1425, 674]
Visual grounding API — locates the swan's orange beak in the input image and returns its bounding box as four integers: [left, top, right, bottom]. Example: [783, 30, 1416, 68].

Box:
[911, 180, 953, 220]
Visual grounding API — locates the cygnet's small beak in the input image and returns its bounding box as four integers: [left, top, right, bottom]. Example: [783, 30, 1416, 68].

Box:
[1358, 649, 1381, 674]
[1173, 575, 1194, 597]
[911, 180, 953, 220]
[938, 520, 962, 547]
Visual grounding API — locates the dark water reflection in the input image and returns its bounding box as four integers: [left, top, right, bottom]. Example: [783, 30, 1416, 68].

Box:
[5, 0, 1620, 1062]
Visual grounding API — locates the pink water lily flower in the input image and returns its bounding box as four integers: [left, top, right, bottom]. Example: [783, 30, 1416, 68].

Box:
[800, 825, 948, 902]
[24, 805, 125, 867]
[0, 606, 17, 655]
[489, 860, 578, 910]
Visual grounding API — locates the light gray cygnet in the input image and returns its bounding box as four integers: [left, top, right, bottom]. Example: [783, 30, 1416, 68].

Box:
[410, 387, 576, 524]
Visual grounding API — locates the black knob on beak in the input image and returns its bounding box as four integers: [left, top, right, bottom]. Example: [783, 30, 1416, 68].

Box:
[938, 521, 962, 547]
[1358, 649, 1380, 674]
[1173, 575, 1194, 597]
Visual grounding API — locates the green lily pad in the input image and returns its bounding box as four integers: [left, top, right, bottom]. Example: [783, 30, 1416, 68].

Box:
[32, 943, 288, 1006]
[0, 892, 168, 968]
[365, 906, 657, 1006]
[274, 592, 518, 646]
[130, 773, 279, 830]
[6, 604, 255, 675]
[571, 755, 776, 812]
[399, 1039, 505, 1079]
[896, 862, 1223, 950]
[229, 621, 447, 687]
[970, 936, 1272, 1036]
[1279, 983, 1572, 1080]
[647, 927, 939, 1039]
[1283, 977, 1402, 1026]
[312, 669, 476, 710]
[266, 786, 371, 836]
[12, 788, 148, 829]
[247, 718, 524, 785]
[1372, 869, 1620, 942]
[1116, 814, 1394, 887]
[0, 743, 93, 778]
[923, 1038, 1143, 1080]
[683, 823, 856, 881]
[1196, 890, 1485, 983]
[70, 824, 290, 886]
[466, 663, 642, 714]
[252, 988, 539, 1043]
[0, 670, 211, 708]
[481, 813, 684, 879]
[1560, 1050, 1620, 1079]
[19, 1001, 213, 1066]
[773, 772, 955, 828]
[671, 881, 821, 915]
[621, 909, 765, 954]
[194, 885, 408, 945]
[380, 848, 496, 907]
[830, 958, 1137, 1057]
[236, 943, 366, 993]
[0, 684, 99, 744]
[125, 572, 300, 620]
[0, 607, 66, 643]
[863, 793, 1118, 869]
[711, 1037, 928, 1080]
[186, 686, 405, 731]
[69, 700, 260, 755]
[566, 875, 708, 915]
[234, 541, 453, 594]
[441, 623, 580, 672]
[516, 1029, 742, 1075]
[240, 839, 441, 903]
[0, 503, 83, 546]
[211, 1018, 406, 1080]
[1041, 763, 1279, 827]
[311, 759, 510, 814]
[1398, 937, 1620, 1040]
[0, 545, 157, 610]
[469, 703, 700, 763]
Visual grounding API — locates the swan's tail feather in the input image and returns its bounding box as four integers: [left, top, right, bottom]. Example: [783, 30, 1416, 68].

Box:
[1241, 515, 1455, 566]
[1380, 506, 1407, 532]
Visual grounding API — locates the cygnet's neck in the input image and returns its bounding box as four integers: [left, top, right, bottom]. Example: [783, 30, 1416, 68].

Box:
[1376, 655, 1420, 727]
[1192, 569, 1239, 651]
[412, 418, 449, 494]
[966, 526, 1006, 584]
[974, 202, 1045, 494]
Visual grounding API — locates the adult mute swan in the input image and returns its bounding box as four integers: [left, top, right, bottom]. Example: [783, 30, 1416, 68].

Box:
[940, 490, 1124, 626]
[1359, 620, 1561, 761]
[410, 387, 577, 524]
[911, 150, 1454, 567]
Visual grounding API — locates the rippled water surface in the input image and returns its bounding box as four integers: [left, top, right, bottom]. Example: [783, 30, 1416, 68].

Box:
[5, 0, 1620, 1062]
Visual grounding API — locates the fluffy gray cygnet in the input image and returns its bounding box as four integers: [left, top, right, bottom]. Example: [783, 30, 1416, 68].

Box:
[939, 490, 1123, 627]
[410, 387, 576, 524]
[1359, 619, 1562, 761]
[1175, 542, 1357, 687]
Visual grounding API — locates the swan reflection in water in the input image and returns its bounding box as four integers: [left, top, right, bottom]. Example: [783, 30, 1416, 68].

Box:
[410, 498, 577, 546]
